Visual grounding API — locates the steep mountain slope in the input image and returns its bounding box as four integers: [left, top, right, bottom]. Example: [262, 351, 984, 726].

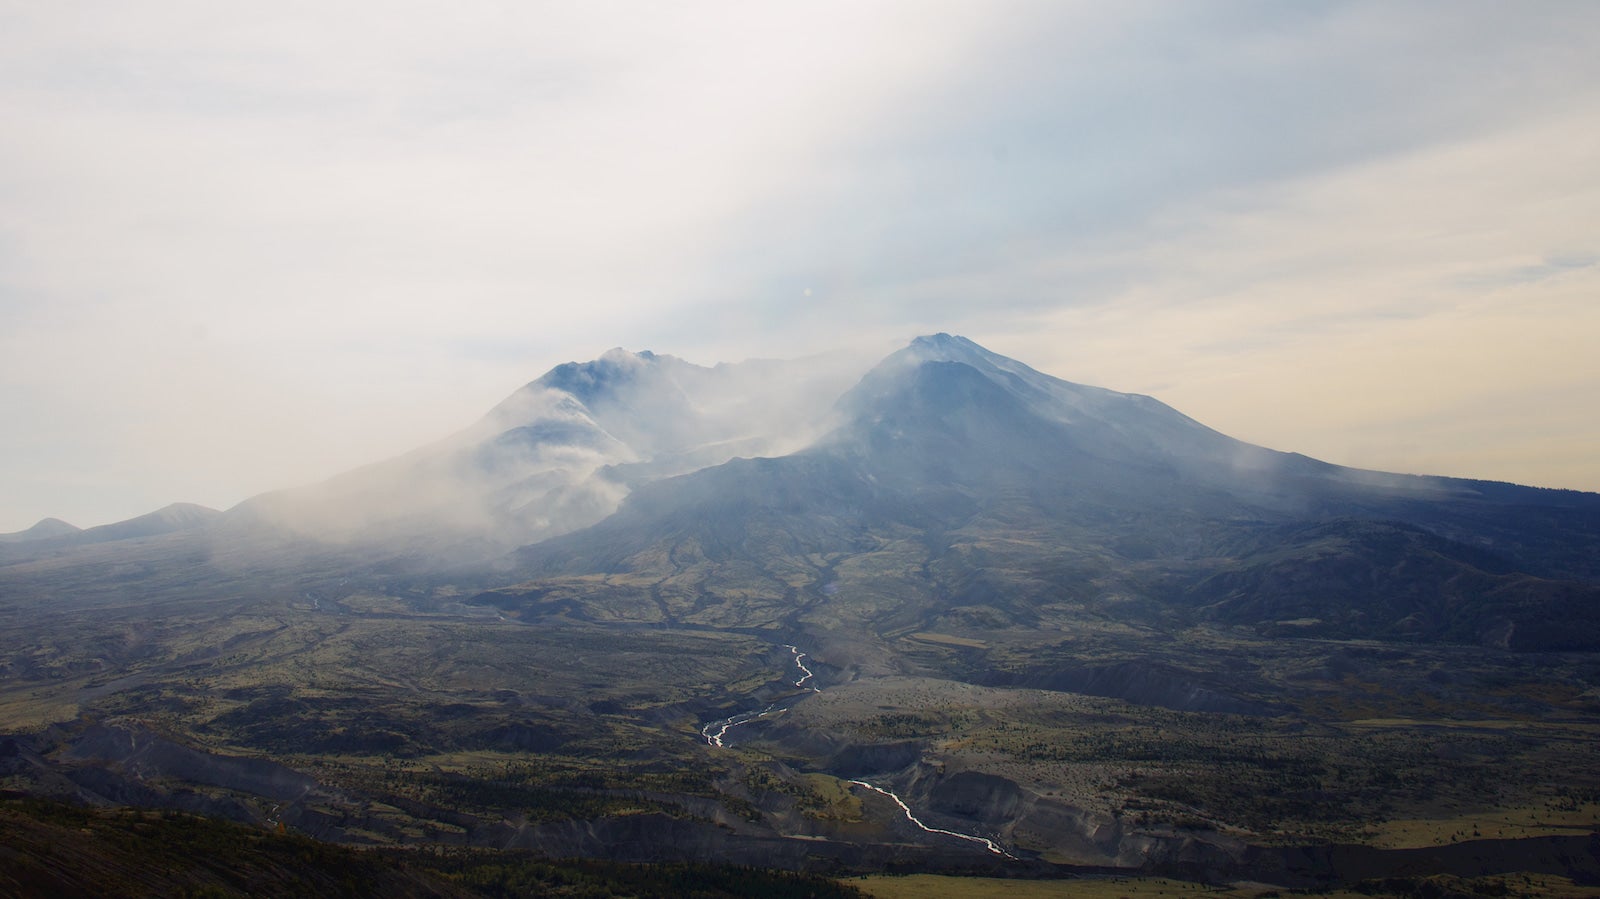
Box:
[1186, 519, 1600, 649]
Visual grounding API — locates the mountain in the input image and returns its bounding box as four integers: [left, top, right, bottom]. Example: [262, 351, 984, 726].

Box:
[0, 504, 218, 561]
[6, 332, 1597, 646]
[509, 334, 1600, 650]
[77, 502, 220, 542]
[14, 333, 1593, 644]
[4, 334, 1600, 890]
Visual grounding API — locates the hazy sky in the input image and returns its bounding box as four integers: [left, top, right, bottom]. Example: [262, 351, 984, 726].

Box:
[3, 1, 1598, 531]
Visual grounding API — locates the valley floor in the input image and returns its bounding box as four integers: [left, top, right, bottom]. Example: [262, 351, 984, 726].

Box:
[4, 577, 1600, 890]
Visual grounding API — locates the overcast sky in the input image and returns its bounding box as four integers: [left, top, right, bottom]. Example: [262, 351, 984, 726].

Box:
[3, 1, 1598, 531]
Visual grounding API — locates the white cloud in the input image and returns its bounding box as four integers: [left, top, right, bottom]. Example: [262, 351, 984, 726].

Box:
[2, 2, 1598, 529]
[0, 1, 994, 528]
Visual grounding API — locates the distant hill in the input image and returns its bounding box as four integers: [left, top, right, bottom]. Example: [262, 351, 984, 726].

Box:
[0, 518, 79, 543]
[76, 502, 220, 543]
[0, 503, 219, 565]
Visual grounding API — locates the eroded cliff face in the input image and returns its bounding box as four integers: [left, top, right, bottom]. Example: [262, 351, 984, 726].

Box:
[882, 761, 1167, 868]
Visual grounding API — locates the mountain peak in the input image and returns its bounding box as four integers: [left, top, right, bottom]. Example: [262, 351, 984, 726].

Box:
[906, 332, 990, 362]
[530, 348, 693, 408]
[599, 346, 657, 365]
[894, 334, 1041, 384]
[536, 351, 648, 406]
[910, 331, 969, 348]
[847, 333, 1052, 413]
[150, 502, 220, 522]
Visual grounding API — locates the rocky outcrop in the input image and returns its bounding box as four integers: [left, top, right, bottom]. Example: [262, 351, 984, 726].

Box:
[927, 771, 1024, 822]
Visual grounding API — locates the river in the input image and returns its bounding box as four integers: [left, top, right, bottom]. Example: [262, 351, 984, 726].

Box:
[783, 644, 820, 692]
[701, 642, 1014, 859]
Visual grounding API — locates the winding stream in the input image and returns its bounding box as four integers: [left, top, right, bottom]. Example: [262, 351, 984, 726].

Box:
[784, 644, 820, 692]
[699, 644, 821, 747]
[700, 704, 778, 748]
[701, 642, 1014, 859]
[848, 779, 1015, 858]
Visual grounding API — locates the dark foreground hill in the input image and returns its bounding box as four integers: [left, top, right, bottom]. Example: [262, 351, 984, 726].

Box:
[0, 798, 864, 899]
